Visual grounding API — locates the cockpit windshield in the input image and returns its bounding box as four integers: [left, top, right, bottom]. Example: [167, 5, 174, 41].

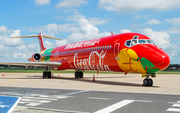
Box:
[125, 35, 155, 47]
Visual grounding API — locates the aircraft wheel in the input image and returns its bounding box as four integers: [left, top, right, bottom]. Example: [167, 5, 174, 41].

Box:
[143, 79, 149, 86]
[143, 79, 153, 86]
[48, 71, 51, 78]
[75, 71, 78, 78]
[79, 71, 83, 78]
[148, 79, 153, 86]
[43, 71, 47, 78]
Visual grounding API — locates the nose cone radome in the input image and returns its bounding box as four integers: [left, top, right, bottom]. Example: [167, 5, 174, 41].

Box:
[132, 44, 170, 71]
[152, 50, 170, 70]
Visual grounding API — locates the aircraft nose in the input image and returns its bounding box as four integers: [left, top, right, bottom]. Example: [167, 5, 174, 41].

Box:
[151, 48, 170, 70]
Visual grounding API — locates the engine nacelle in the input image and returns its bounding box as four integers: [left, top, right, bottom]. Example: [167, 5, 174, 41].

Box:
[28, 53, 42, 62]
[33, 53, 41, 62]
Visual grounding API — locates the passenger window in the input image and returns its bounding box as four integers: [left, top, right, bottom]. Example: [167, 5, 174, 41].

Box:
[138, 40, 146, 44]
[110, 45, 112, 49]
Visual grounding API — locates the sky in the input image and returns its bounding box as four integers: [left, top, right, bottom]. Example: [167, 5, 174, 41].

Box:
[0, 0, 180, 64]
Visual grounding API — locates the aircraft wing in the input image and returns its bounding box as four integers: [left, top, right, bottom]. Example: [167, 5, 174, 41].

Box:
[0, 62, 62, 67]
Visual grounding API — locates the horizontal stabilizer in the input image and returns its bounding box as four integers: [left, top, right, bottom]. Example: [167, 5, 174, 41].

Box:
[0, 62, 61, 67]
[10, 35, 63, 40]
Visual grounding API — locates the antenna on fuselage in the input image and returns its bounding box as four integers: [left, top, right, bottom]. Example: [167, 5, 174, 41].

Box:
[111, 31, 113, 36]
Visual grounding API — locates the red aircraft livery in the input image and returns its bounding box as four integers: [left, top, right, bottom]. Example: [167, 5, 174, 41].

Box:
[1, 32, 170, 86]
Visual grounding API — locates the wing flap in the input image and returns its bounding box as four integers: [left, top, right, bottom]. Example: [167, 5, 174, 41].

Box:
[0, 62, 61, 67]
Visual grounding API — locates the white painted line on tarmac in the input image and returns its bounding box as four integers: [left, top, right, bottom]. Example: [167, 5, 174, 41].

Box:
[61, 90, 90, 96]
[40, 100, 51, 103]
[26, 103, 42, 106]
[24, 97, 57, 100]
[57, 96, 71, 99]
[28, 106, 89, 113]
[87, 97, 111, 100]
[94, 100, 134, 113]
[39, 95, 49, 98]
[8, 97, 21, 113]
[20, 99, 31, 101]
[173, 104, 180, 107]
[167, 108, 180, 112]
[135, 100, 153, 103]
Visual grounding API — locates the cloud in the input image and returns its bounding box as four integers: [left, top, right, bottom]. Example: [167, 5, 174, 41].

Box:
[34, 0, 51, 5]
[55, 17, 111, 45]
[165, 17, 180, 34]
[146, 19, 161, 24]
[120, 29, 131, 33]
[67, 12, 85, 22]
[141, 28, 172, 50]
[89, 18, 108, 26]
[56, 39, 68, 46]
[165, 17, 180, 26]
[166, 27, 180, 34]
[16, 44, 28, 52]
[134, 15, 150, 19]
[13, 53, 28, 60]
[30, 23, 79, 36]
[44, 40, 55, 49]
[66, 18, 110, 44]
[0, 26, 13, 34]
[0, 30, 23, 47]
[27, 43, 40, 52]
[98, 0, 180, 12]
[56, 0, 87, 8]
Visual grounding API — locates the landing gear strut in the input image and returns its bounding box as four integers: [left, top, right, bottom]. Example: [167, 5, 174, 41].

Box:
[43, 67, 51, 78]
[143, 74, 153, 86]
[74, 70, 83, 78]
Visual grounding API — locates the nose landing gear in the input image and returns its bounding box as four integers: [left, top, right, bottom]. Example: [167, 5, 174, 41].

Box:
[142, 74, 154, 86]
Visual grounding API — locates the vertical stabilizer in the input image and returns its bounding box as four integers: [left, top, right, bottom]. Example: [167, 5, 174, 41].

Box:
[37, 33, 46, 51]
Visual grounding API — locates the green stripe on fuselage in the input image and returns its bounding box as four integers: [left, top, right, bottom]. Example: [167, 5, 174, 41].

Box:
[43, 48, 54, 61]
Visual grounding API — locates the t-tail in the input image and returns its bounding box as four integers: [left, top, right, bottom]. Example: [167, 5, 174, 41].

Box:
[10, 33, 62, 51]
[38, 33, 46, 51]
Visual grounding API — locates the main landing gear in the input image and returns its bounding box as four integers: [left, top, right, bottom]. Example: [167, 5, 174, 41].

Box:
[43, 67, 51, 78]
[142, 74, 154, 86]
[74, 70, 84, 78]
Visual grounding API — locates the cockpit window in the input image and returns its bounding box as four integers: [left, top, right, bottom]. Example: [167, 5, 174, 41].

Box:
[124, 35, 155, 47]
[146, 40, 152, 44]
[138, 40, 146, 44]
[133, 36, 138, 39]
[151, 40, 155, 44]
[126, 40, 131, 46]
[131, 40, 137, 46]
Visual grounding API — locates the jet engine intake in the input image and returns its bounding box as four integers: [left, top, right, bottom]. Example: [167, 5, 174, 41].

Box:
[33, 53, 41, 62]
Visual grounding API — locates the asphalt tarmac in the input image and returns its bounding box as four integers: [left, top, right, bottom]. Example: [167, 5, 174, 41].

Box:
[0, 73, 179, 112]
